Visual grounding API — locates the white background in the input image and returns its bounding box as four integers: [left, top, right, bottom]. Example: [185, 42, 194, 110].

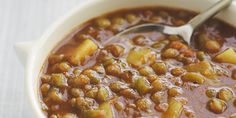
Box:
[0, 0, 83, 117]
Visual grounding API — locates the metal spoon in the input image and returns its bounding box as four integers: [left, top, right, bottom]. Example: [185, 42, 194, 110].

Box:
[104, 0, 232, 45]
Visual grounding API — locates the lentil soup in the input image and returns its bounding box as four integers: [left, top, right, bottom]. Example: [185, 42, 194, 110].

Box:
[39, 7, 236, 118]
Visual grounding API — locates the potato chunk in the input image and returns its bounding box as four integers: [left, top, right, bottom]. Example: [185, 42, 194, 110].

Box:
[68, 39, 98, 65]
[127, 47, 156, 67]
[98, 102, 114, 118]
[214, 48, 236, 64]
[184, 61, 216, 79]
[162, 98, 183, 118]
[181, 72, 205, 84]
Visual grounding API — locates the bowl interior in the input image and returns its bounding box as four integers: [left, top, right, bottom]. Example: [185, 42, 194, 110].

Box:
[27, 0, 236, 117]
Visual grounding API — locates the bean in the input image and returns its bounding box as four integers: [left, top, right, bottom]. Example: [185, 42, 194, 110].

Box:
[119, 88, 138, 99]
[234, 99, 236, 107]
[48, 54, 65, 65]
[159, 11, 169, 18]
[217, 88, 234, 102]
[151, 42, 166, 50]
[85, 88, 98, 99]
[62, 113, 78, 118]
[173, 19, 186, 26]
[114, 102, 124, 111]
[205, 40, 221, 53]
[126, 13, 137, 23]
[136, 98, 152, 112]
[151, 92, 164, 104]
[71, 88, 84, 97]
[206, 88, 217, 98]
[139, 66, 155, 76]
[147, 74, 158, 83]
[168, 87, 183, 97]
[105, 44, 125, 57]
[112, 17, 126, 26]
[40, 83, 50, 95]
[151, 79, 165, 92]
[171, 67, 185, 76]
[96, 18, 111, 28]
[48, 88, 64, 103]
[97, 87, 109, 102]
[168, 35, 181, 41]
[169, 41, 188, 50]
[73, 68, 81, 76]
[196, 51, 206, 61]
[72, 74, 90, 87]
[41, 75, 51, 83]
[132, 35, 150, 46]
[135, 77, 151, 95]
[92, 65, 105, 74]
[162, 48, 179, 58]
[105, 64, 121, 76]
[50, 115, 58, 118]
[51, 74, 68, 88]
[232, 69, 236, 80]
[208, 98, 227, 114]
[69, 98, 76, 107]
[109, 82, 127, 93]
[83, 69, 101, 84]
[181, 72, 205, 84]
[120, 70, 134, 83]
[57, 62, 71, 72]
[155, 103, 169, 112]
[151, 62, 167, 75]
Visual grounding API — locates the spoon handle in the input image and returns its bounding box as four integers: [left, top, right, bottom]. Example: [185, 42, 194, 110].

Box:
[188, 0, 232, 29]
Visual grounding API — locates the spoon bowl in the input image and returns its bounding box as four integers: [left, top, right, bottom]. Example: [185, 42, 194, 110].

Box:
[104, 0, 232, 45]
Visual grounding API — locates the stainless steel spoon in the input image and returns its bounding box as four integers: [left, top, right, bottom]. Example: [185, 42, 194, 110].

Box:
[104, 0, 232, 45]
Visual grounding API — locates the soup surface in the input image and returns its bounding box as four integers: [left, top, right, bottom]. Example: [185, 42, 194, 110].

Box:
[39, 7, 236, 118]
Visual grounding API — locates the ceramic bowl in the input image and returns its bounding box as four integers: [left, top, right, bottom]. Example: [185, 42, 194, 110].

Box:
[15, 0, 236, 117]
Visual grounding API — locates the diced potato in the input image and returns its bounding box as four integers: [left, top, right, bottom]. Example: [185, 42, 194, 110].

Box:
[162, 98, 183, 118]
[127, 47, 156, 67]
[134, 77, 151, 95]
[83, 110, 106, 118]
[98, 102, 114, 118]
[214, 48, 236, 64]
[184, 61, 216, 79]
[68, 39, 98, 65]
[181, 72, 205, 84]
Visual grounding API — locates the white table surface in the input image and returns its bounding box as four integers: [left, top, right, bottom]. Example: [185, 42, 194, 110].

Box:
[0, 0, 84, 117]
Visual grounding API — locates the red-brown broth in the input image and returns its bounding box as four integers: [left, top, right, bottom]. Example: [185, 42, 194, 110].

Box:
[39, 7, 236, 118]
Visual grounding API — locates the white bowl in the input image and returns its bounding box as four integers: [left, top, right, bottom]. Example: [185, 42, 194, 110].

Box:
[14, 0, 236, 117]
